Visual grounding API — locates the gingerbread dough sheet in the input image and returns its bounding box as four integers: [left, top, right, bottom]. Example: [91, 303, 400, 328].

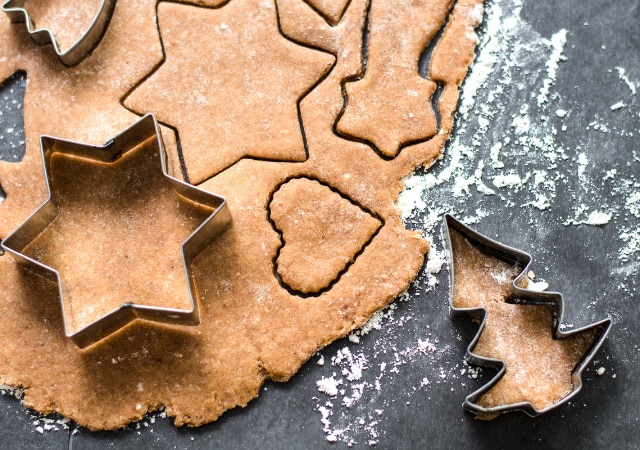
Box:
[0, 0, 483, 430]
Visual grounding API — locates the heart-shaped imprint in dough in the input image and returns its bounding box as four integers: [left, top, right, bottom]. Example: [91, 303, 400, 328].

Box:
[269, 177, 382, 295]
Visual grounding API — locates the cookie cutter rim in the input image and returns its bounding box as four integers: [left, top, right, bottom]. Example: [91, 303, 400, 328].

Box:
[2, 0, 116, 66]
[1, 113, 231, 349]
[442, 213, 612, 418]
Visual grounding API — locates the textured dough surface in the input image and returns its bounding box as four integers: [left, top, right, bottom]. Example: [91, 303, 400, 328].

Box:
[305, 0, 350, 25]
[124, 0, 335, 184]
[336, 0, 451, 157]
[0, 0, 483, 429]
[20, 0, 105, 52]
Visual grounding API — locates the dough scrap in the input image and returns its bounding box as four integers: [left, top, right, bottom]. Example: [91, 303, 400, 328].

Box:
[0, 0, 483, 429]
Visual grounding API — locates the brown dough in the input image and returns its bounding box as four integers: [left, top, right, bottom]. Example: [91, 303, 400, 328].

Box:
[305, 0, 351, 25]
[0, 0, 483, 429]
[20, 0, 105, 52]
[0, 0, 182, 239]
[450, 228, 602, 410]
[336, 0, 452, 157]
[269, 177, 382, 294]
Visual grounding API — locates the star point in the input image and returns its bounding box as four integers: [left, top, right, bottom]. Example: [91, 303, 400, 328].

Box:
[124, 0, 334, 184]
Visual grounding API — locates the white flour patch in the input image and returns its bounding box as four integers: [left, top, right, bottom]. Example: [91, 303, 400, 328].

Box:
[317, 376, 342, 397]
[493, 172, 527, 188]
[566, 211, 612, 226]
[537, 29, 567, 107]
[525, 279, 549, 292]
[616, 67, 637, 96]
[610, 101, 626, 111]
[312, 287, 467, 446]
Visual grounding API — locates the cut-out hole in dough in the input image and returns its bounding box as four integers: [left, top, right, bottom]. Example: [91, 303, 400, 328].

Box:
[0, 71, 26, 164]
[335, 1, 453, 158]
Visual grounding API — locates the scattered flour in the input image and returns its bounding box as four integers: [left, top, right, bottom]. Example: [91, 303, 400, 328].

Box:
[318, 0, 639, 444]
[616, 67, 637, 96]
[584, 211, 612, 226]
[317, 376, 342, 397]
[537, 29, 567, 106]
[398, 0, 574, 230]
[398, 0, 638, 257]
[0, 384, 71, 434]
[610, 101, 626, 111]
[312, 292, 465, 446]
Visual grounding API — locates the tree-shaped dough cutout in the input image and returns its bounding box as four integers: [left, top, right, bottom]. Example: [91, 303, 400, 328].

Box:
[444, 214, 611, 418]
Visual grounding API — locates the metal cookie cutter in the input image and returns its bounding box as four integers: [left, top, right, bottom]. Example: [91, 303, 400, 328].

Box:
[2, 0, 115, 66]
[442, 214, 611, 418]
[1, 114, 231, 348]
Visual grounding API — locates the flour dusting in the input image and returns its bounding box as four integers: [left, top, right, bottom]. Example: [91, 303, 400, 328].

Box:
[316, 0, 638, 444]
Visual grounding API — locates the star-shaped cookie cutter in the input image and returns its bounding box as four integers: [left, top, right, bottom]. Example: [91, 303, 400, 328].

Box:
[1, 114, 231, 348]
[2, 0, 115, 66]
[442, 214, 612, 418]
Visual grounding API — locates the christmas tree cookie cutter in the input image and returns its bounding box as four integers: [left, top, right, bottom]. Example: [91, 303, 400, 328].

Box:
[442, 214, 611, 419]
[1, 114, 231, 348]
[2, 0, 115, 66]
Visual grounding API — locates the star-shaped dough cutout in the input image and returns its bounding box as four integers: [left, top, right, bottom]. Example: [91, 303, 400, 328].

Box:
[335, 0, 448, 158]
[124, 0, 334, 185]
[1, 115, 231, 348]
